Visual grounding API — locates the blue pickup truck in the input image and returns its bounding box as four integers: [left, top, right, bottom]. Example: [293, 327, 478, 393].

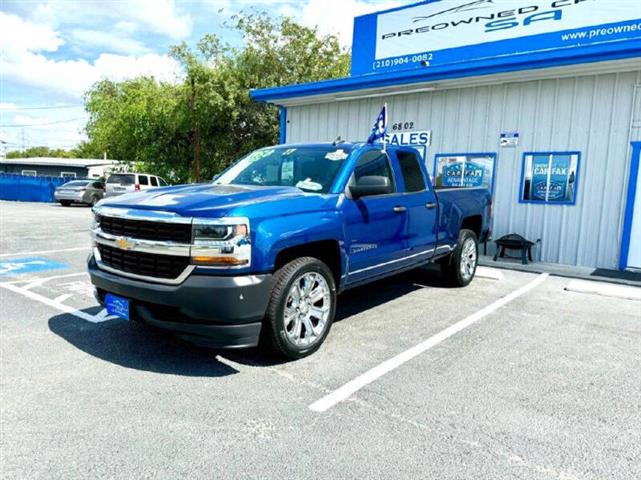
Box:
[88, 143, 491, 359]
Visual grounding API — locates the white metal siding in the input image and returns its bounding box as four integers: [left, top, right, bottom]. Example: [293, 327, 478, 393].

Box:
[285, 69, 641, 269]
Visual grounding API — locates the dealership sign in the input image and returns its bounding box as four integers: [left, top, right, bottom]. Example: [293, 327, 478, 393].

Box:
[384, 130, 431, 158]
[351, 0, 641, 75]
[442, 161, 485, 188]
[531, 154, 570, 201]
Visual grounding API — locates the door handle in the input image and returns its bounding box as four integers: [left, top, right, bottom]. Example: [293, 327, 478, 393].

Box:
[425, 202, 437, 210]
[393, 206, 407, 213]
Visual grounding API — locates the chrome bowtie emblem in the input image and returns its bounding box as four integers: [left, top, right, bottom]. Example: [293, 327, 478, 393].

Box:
[115, 237, 134, 250]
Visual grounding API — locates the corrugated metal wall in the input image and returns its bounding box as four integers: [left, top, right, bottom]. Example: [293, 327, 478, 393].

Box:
[285, 69, 641, 269]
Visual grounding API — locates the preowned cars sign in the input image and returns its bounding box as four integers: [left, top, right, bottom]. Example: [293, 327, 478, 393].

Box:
[351, 0, 641, 75]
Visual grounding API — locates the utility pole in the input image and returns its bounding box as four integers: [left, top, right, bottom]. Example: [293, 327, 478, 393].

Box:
[190, 76, 201, 183]
[21, 128, 26, 153]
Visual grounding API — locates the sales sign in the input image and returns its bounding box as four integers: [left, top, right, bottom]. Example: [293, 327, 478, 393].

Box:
[351, 0, 641, 75]
[384, 130, 431, 159]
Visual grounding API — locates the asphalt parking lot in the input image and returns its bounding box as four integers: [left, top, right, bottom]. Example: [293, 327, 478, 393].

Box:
[1, 200, 640, 479]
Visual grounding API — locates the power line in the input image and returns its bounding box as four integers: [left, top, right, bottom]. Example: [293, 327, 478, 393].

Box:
[0, 117, 86, 128]
[0, 104, 84, 111]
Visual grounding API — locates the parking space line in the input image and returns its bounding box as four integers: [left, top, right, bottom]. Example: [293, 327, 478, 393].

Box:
[0, 281, 113, 323]
[20, 272, 88, 289]
[0, 247, 88, 258]
[308, 273, 549, 413]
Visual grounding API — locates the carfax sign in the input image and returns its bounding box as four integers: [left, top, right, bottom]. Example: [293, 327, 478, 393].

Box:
[351, 0, 641, 75]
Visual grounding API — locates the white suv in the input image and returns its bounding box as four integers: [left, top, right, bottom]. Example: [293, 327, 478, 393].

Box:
[105, 173, 168, 197]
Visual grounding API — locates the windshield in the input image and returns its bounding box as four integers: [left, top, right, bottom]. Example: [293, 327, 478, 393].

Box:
[62, 181, 90, 187]
[107, 173, 135, 185]
[213, 146, 350, 193]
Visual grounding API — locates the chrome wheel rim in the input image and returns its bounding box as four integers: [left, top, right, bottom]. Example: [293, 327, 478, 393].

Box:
[460, 238, 477, 282]
[284, 272, 331, 347]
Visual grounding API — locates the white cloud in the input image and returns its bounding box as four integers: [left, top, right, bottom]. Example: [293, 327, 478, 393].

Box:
[0, 103, 19, 111]
[0, 11, 63, 52]
[1, 11, 180, 100]
[299, 0, 402, 47]
[70, 29, 151, 55]
[30, 0, 192, 40]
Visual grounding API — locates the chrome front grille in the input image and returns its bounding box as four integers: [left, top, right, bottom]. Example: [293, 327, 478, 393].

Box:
[92, 207, 194, 284]
[97, 244, 189, 280]
[98, 215, 192, 243]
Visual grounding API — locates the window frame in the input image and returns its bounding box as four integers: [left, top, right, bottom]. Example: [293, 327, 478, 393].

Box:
[60, 171, 77, 178]
[21, 170, 37, 176]
[347, 148, 398, 198]
[433, 152, 497, 194]
[519, 151, 581, 206]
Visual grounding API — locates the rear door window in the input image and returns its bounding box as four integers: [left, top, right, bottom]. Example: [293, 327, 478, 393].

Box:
[138, 175, 149, 186]
[106, 174, 135, 185]
[150, 176, 158, 186]
[396, 151, 426, 192]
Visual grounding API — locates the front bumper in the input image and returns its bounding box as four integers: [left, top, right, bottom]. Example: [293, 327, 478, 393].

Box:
[88, 254, 273, 348]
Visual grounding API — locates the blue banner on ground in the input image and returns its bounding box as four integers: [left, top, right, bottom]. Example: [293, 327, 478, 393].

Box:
[0, 257, 69, 276]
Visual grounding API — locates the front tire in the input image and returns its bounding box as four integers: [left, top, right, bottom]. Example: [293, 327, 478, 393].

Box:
[263, 257, 336, 359]
[440, 229, 478, 287]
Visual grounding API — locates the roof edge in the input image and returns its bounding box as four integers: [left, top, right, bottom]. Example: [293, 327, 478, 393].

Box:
[250, 39, 641, 104]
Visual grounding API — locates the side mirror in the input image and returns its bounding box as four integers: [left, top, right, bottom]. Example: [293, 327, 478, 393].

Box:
[350, 175, 391, 199]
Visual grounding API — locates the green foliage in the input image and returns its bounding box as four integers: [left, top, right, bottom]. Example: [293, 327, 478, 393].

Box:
[5, 145, 97, 159]
[82, 13, 350, 183]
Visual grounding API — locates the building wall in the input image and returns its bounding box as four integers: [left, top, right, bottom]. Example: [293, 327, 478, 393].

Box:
[285, 69, 641, 269]
[0, 164, 88, 178]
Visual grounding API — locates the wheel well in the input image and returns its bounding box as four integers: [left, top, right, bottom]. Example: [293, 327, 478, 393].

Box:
[461, 215, 482, 239]
[274, 240, 342, 285]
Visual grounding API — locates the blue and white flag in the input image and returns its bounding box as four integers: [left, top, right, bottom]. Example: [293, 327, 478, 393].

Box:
[367, 104, 387, 144]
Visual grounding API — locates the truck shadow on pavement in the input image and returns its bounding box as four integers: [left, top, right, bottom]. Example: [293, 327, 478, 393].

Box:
[48, 313, 239, 377]
[48, 265, 455, 374]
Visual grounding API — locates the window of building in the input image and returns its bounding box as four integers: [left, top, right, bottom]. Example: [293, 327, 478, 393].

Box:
[396, 150, 426, 192]
[21, 170, 37, 176]
[520, 152, 580, 205]
[433, 153, 496, 192]
[352, 150, 396, 193]
[60, 172, 76, 178]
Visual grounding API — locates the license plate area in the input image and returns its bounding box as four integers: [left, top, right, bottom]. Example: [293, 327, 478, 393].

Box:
[105, 293, 130, 320]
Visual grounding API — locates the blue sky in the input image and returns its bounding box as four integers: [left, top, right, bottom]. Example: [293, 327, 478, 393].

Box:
[0, 0, 402, 153]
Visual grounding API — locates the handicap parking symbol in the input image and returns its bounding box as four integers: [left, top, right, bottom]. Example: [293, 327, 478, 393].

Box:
[0, 257, 70, 276]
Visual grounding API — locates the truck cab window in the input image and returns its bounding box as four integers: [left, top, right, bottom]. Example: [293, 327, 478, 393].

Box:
[396, 151, 426, 192]
[352, 151, 396, 193]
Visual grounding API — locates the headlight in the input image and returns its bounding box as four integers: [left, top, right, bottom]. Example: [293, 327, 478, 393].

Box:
[191, 218, 251, 267]
[91, 212, 100, 231]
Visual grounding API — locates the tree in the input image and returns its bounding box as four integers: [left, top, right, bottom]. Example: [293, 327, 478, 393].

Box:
[82, 13, 350, 183]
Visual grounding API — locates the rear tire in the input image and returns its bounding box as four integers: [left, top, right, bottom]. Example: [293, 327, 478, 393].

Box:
[440, 229, 478, 287]
[263, 257, 336, 360]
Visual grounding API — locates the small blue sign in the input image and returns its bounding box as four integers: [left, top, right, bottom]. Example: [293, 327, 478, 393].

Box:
[0, 257, 69, 276]
[105, 293, 130, 321]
